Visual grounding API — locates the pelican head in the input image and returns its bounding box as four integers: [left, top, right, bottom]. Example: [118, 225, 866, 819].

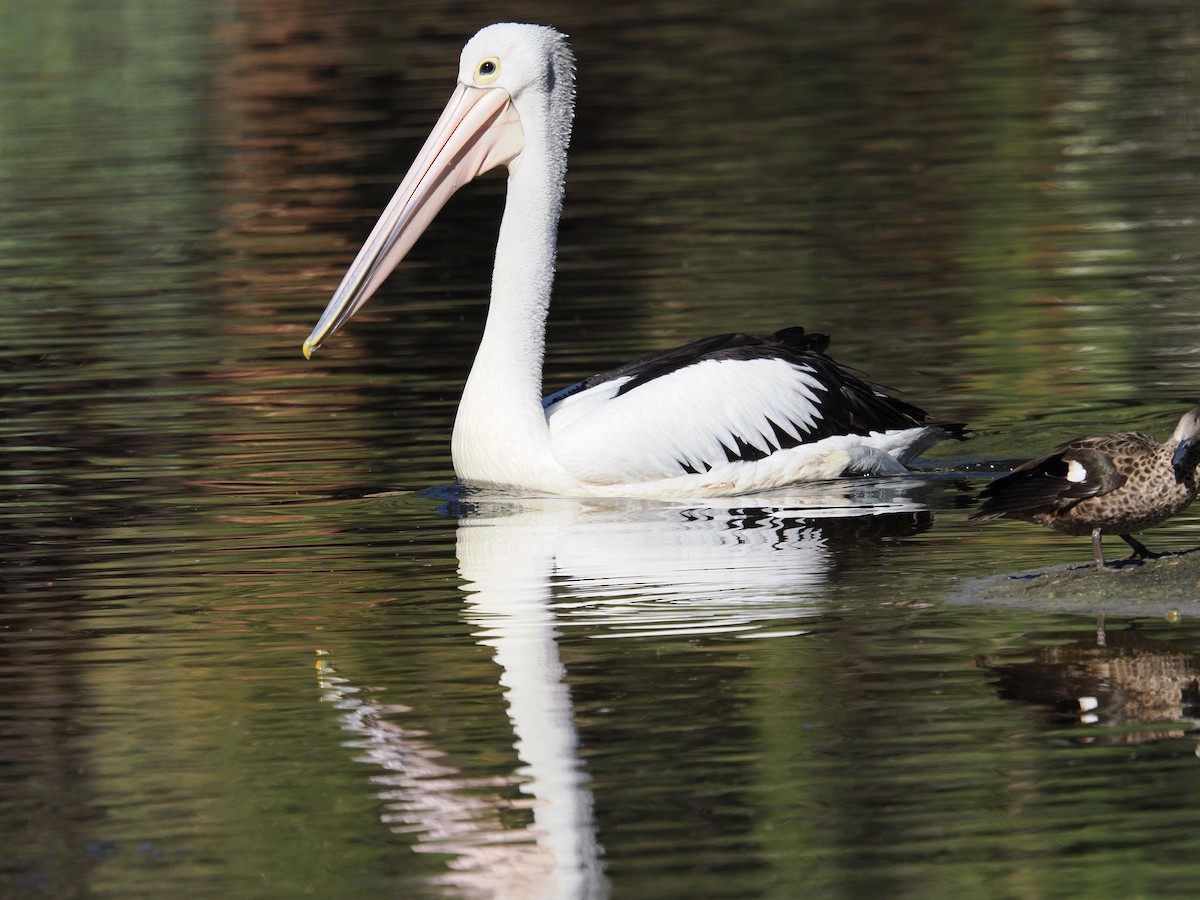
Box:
[303, 24, 574, 358]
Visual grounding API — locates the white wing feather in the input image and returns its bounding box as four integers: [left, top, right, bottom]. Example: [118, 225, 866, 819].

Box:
[545, 358, 832, 484]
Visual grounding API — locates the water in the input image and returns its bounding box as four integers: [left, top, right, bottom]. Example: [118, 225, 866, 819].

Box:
[5, 0, 1200, 896]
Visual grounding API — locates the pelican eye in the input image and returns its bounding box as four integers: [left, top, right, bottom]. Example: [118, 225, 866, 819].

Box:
[475, 57, 501, 84]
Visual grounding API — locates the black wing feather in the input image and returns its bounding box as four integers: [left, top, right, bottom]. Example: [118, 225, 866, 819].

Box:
[972, 446, 1126, 520]
[544, 327, 957, 449]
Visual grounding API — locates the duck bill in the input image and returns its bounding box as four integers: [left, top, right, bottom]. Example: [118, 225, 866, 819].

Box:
[1172, 437, 1196, 483]
[303, 84, 523, 358]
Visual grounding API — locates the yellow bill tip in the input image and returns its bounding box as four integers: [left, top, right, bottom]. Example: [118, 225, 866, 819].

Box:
[302, 338, 314, 360]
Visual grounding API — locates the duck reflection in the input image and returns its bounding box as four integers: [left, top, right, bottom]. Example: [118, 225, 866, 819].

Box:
[318, 477, 944, 895]
[979, 629, 1200, 744]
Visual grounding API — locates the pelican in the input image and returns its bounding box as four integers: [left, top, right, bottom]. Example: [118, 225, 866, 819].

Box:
[303, 23, 963, 498]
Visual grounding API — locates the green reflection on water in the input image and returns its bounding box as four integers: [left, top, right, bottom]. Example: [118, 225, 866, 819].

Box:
[4, 0, 1200, 897]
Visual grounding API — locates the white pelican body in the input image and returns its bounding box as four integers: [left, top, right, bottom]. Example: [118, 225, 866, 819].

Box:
[304, 24, 961, 498]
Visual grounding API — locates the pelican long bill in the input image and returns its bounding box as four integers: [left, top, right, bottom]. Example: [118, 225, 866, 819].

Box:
[303, 83, 523, 358]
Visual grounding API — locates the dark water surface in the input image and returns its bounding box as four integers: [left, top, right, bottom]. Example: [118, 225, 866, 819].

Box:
[6, 0, 1200, 896]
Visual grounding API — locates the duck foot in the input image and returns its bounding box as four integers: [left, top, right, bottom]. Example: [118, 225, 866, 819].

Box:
[1089, 531, 1169, 569]
[1120, 533, 1162, 560]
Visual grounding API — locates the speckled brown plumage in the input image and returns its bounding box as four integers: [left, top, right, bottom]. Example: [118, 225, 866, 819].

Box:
[972, 406, 1200, 567]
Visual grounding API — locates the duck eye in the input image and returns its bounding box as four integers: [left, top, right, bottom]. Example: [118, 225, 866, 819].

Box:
[476, 57, 501, 84]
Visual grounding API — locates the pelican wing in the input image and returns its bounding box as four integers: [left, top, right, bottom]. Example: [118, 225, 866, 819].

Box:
[544, 330, 931, 485]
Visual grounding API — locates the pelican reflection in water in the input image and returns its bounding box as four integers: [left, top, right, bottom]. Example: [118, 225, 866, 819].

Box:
[316, 480, 937, 893]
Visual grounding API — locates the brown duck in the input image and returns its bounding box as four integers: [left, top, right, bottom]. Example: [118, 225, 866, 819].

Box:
[972, 407, 1200, 567]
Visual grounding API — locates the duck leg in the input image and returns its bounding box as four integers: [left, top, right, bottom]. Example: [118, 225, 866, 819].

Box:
[1091, 527, 1106, 569]
[1119, 533, 1161, 560]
